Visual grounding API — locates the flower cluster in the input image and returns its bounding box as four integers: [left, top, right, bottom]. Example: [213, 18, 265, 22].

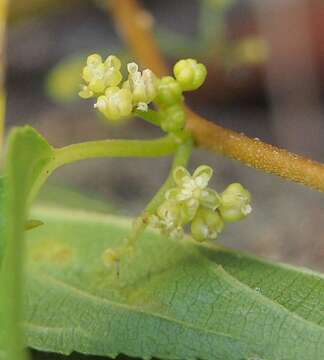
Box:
[79, 54, 207, 129]
[149, 165, 252, 242]
[79, 54, 159, 122]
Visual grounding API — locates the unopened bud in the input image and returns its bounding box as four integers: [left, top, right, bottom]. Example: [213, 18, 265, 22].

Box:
[173, 58, 207, 91]
[219, 183, 252, 222]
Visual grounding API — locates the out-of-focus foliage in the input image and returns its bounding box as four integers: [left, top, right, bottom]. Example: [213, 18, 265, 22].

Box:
[9, 0, 83, 23]
[46, 51, 131, 104]
[46, 54, 86, 103]
[37, 185, 116, 214]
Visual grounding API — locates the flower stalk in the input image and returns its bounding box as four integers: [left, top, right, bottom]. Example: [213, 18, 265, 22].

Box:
[29, 135, 182, 204]
[103, 137, 194, 267]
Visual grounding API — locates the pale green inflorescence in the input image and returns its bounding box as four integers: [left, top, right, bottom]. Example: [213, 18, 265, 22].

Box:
[79, 53, 160, 122]
[123, 62, 159, 111]
[79, 54, 208, 127]
[94, 87, 133, 121]
[78, 54, 250, 244]
[79, 54, 123, 98]
[149, 165, 252, 242]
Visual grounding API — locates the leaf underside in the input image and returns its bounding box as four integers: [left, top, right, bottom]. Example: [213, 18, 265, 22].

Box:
[23, 206, 324, 360]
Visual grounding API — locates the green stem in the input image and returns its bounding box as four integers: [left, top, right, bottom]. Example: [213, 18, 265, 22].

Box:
[0, 216, 28, 360]
[134, 108, 161, 127]
[0, 152, 29, 359]
[145, 137, 194, 212]
[125, 136, 194, 249]
[29, 134, 180, 204]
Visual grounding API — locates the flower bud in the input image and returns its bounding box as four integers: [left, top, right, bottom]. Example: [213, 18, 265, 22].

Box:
[173, 59, 207, 91]
[160, 104, 186, 133]
[155, 76, 183, 106]
[191, 208, 224, 242]
[105, 55, 122, 71]
[94, 87, 133, 121]
[219, 183, 252, 222]
[81, 53, 123, 96]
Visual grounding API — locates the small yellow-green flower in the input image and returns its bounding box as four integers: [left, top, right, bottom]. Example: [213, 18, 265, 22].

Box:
[149, 200, 184, 239]
[219, 183, 252, 222]
[191, 207, 224, 242]
[94, 86, 133, 121]
[149, 165, 252, 242]
[123, 62, 159, 107]
[173, 59, 207, 91]
[79, 54, 122, 98]
[166, 165, 220, 213]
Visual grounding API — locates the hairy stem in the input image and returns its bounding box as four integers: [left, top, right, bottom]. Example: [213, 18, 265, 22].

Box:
[112, 0, 324, 192]
[187, 110, 324, 192]
[29, 135, 181, 203]
[110, 0, 167, 76]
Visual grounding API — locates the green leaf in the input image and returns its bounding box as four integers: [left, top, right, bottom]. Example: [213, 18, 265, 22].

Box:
[37, 185, 116, 214]
[0, 126, 54, 266]
[24, 206, 324, 360]
[0, 176, 5, 261]
[0, 126, 54, 360]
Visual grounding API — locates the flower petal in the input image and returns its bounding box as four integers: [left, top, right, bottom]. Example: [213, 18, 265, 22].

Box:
[193, 165, 213, 188]
[180, 198, 199, 224]
[173, 166, 190, 186]
[165, 188, 180, 200]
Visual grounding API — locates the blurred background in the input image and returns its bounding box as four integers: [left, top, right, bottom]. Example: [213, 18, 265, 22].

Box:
[6, 0, 324, 277]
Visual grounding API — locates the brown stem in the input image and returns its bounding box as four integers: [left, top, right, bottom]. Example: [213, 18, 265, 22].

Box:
[109, 0, 167, 76]
[187, 110, 324, 191]
[111, 0, 324, 192]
